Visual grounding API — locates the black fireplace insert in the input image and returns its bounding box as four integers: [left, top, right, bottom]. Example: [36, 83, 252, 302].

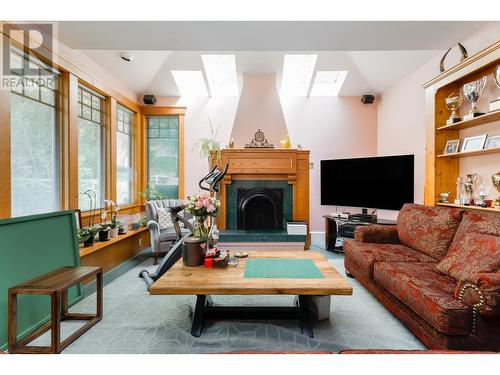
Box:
[237, 188, 283, 230]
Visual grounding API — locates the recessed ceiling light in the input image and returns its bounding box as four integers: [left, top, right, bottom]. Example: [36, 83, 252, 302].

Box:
[280, 54, 317, 96]
[201, 54, 239, 96]
[171, 70, 208, 96]
[310, 71, 348, 96]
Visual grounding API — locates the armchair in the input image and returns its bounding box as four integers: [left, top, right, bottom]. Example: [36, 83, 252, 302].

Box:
[145, 199, 194, 264]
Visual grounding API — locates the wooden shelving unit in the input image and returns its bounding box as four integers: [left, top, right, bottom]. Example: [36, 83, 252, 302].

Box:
[437, 203, 499, 213]
[422, 41, 500, 214]
[437, 146, 500, 158]
[436, 109, 500, 131]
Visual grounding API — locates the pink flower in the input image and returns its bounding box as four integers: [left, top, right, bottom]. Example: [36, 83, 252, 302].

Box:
[195, 200, 204, 209]
[203, 198, 210, 207]
[207, 204, 215, 213]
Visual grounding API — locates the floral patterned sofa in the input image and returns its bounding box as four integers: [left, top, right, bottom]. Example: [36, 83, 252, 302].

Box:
[344, 203, 500, 351]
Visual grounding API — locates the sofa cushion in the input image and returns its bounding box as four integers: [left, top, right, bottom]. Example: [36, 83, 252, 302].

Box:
[344, 240, 436, 279]
[436, 233, 500, 282]
[450, 211, 500, 241]
[157, 207, 173, 230]
[397, 203, 463, 260]
[373, 262, 471, 335]
[159, 227, 190, 242]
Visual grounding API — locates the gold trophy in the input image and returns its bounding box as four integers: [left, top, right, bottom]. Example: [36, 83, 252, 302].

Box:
[463, 76, 487, 120]
[492, 172, 500, 209]
[489, 65, 500, 112]
[445, 93, 462, 124]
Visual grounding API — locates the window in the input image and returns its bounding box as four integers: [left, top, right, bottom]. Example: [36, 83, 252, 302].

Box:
[10, 48, 60, 217]
[116, 105, 133, 205]
[147, 116, 179, 198]
[78, 86, 105, 211]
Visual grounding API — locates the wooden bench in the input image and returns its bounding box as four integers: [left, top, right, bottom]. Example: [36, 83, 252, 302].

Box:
[8, 266, 102, 354]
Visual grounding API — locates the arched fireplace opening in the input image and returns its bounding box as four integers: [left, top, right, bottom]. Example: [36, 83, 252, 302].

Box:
[237, 188, 283, 230]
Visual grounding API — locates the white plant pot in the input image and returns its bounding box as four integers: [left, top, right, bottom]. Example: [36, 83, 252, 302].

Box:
[109, 228, 119, 238]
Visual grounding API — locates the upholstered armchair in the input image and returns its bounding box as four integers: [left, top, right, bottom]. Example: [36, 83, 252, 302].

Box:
[145, 199, 194, 264]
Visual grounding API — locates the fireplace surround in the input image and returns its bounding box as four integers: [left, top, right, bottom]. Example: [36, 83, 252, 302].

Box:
[210, 148, 310, 246]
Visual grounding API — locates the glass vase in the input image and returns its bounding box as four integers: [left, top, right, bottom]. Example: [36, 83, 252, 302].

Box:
[193, 217, 208, 239]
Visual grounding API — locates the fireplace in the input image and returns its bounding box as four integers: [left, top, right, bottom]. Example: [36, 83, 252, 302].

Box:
[237, 188, 283, 230]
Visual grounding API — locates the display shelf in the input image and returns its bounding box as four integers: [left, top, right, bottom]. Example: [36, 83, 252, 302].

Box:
[437, 203, 499, 213]
[79, 227, 147, 257]
[436, 146, 500, 158]
[436, 110, 500, 131]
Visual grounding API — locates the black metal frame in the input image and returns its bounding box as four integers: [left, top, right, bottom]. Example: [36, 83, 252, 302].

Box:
[190, 295, 314, 338]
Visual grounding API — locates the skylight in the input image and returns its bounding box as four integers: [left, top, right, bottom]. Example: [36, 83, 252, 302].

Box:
[201, 54, 239, 96]
[310, 71, 348, 96]
[171, 70, 208, 96]
[280, 54, 317, 96]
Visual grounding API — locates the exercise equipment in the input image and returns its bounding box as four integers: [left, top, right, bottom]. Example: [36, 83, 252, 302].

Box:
[139, 164, 229, 290]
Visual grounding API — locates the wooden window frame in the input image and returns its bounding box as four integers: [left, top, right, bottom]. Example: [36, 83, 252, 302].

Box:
[0, 24, 187, 220]
[141, 106, 186, 201]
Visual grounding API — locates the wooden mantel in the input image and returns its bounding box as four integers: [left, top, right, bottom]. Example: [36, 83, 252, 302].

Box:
[210, 148, 310, 242]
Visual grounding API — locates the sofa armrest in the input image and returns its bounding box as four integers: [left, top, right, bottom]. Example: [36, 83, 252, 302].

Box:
[455, 272, 500, 317]
[147, 220, 161, 254]
[354, 225, 400, 244]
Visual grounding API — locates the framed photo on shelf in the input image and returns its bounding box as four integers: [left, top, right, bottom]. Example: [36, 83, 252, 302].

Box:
[444, 139, 460, 154]
[461, 134, 487, 152]
[484, 135, 500, 149]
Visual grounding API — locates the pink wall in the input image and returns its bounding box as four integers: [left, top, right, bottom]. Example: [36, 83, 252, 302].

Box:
[231, 75, 288, 147]
[377, 22, 500, 220]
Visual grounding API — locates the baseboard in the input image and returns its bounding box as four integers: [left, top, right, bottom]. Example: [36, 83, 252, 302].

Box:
[82, 248, 151, 297]
[310, 231, 325, 250]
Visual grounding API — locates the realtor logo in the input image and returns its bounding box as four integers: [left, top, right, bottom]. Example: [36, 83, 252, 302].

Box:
[1, 22, 57, 90]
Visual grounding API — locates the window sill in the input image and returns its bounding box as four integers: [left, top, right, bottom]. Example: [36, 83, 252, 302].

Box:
[79, 227, 148, 257]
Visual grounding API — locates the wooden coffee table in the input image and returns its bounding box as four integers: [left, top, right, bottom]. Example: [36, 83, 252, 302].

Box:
[149, 250, 352, 338]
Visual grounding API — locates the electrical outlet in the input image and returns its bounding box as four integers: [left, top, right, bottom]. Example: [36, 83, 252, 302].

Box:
[139, 238, 143, 247]
[309, 162, 314, 169]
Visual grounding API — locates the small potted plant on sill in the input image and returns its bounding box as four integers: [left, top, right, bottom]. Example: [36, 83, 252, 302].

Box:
[98, 224, 110, 242]
[78, 226, 99, 247]
[118, 222, 127, 235]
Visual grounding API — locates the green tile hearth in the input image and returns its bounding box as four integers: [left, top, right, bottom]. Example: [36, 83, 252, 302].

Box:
[218, 229, 306, 242]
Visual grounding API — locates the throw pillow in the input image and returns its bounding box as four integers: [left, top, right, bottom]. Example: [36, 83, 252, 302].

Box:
[157, 208, 173, 230]
[397, 203, 463, 260]
[436, 232, 500, 282]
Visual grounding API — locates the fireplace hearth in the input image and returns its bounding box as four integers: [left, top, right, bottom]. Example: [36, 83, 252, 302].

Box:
[237, 188, 283, 230]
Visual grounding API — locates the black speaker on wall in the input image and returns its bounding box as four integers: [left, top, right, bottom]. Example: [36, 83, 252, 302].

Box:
[143, 94, 157, 105]
[361, 94, 375, 104]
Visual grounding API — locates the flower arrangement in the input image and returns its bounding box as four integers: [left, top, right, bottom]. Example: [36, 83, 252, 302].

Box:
[183, 192, 221, 238]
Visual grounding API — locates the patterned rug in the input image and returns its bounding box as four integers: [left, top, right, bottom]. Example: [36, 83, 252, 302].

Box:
[32, 249, 424, 353]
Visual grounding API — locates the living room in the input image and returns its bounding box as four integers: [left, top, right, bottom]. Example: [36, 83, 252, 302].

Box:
[1, 1, 499, 372]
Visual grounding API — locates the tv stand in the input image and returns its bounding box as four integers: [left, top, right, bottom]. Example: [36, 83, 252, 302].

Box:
[323, 215, 396, 253]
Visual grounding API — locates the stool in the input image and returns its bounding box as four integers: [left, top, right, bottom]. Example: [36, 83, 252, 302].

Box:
[8, 266, 102, 354]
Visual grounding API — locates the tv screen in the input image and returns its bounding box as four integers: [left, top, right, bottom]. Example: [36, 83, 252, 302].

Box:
[320, 155, 414, 210]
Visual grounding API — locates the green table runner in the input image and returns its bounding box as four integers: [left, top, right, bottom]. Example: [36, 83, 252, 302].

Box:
[244, 258, 324, 279]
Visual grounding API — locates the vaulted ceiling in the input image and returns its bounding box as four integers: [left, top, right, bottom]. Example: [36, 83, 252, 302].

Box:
[57, 21, 488, 97]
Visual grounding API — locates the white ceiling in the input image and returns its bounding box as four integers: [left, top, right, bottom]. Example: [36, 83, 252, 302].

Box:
[59, 21, 489, 97]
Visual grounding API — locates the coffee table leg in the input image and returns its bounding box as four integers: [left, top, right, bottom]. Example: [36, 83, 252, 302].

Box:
[297, 295, 314, 338]
[191, 295, 208, 337]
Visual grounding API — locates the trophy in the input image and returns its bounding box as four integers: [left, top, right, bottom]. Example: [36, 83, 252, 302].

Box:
[490, 65, 500, 112]
[492, 172, 500, 209]
[445, 93, 462, 124]
[454, 176, 464, 205]
[463, 76, 487, 120]
[464, 173, 478, 205]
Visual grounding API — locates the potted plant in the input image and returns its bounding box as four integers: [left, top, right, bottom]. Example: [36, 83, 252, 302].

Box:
[193, 119, 222, 165]
[78, 226, 99, 247]
[109, 217, 120, 238]
[118, 222, 127, 235]
[98, 223, 110, 242]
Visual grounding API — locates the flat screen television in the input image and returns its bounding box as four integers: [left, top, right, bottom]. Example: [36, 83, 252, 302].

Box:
[320, 155, 414, 210]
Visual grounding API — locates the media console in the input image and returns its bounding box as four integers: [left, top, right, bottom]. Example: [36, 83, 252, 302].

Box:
[323, 215, 397, 253]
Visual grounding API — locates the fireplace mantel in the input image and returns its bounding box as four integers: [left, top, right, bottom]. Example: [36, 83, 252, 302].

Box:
[211, 148, 310, 247]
